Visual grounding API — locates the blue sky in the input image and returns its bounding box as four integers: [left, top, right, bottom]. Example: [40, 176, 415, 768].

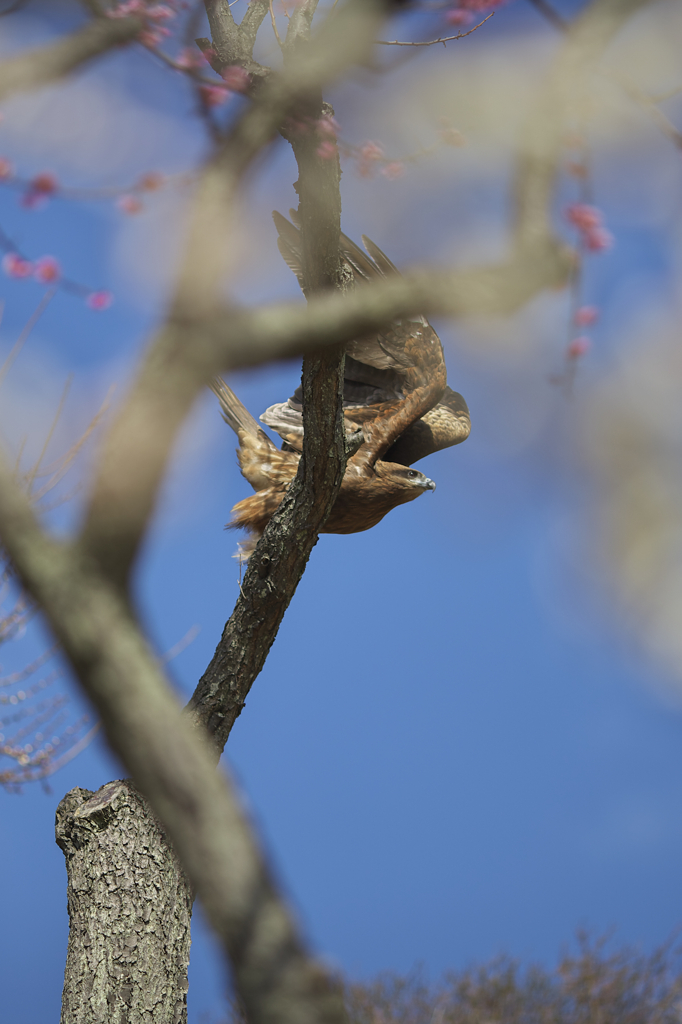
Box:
[2, 2, 682, 1021]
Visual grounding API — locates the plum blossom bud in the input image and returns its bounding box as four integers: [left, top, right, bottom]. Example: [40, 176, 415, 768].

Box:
[199, 85, 229, 107]
[22, 172, 58, 209]
[316, 140, 337, 161]
[33, 256, 60, 284]
[317, 114, 340, 139]
[138, 172, 164, 191]
[565, 203, 613, 253]
[584, 227, 613, 252]
[381, 161, 404, 180]
[2, 253, 33, 278]
[0, 158, 13, 179]
[108, 0, 146, 15]
[360, 141, 383, 162]
[118, 195, 143, 214]
[146, 3, 175, 18]
[445, 9, 474, 24]
[31, 173, 57, 193]
[358, 141, 384, 177]
[139, 28, 170, 47]
[220, 65, 250, 92]
[565, 203, 601, 231]
[86, 290, 113, 310]
[176, 47, 204, 69]
[567, 336, 590, 359]
[574, 305, 599, 327]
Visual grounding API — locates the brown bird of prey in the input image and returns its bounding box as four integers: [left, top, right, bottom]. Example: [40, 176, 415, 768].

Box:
[211, 211, 470, 556]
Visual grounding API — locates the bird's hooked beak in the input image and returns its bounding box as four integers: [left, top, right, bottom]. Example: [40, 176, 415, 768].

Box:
[425, 478, 436, 492]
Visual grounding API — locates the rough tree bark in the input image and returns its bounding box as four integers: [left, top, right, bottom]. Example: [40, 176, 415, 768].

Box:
[56, 783, 192, 1024]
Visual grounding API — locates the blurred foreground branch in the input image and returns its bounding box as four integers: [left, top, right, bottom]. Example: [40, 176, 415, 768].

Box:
[0, 13, 144, 101]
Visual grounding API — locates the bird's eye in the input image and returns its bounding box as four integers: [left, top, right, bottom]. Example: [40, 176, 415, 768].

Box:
[407, 470, 417, 478]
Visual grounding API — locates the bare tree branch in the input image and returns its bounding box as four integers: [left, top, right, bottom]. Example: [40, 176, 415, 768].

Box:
[0, 454, 347, 1024]
[284, 0, 321, 49]
[0, 14, 143, 102]
[203, 0, 271, 79]
[239, 0, 272, 50]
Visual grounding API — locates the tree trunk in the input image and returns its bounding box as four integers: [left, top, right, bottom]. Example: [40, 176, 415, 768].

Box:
[56, 781, 193, 1024]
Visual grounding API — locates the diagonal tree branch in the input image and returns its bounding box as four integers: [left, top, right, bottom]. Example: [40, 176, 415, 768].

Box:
[0, 14, 143, 101]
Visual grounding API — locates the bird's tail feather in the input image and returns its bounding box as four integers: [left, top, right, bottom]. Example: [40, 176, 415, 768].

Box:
[210, 377, 260, 437]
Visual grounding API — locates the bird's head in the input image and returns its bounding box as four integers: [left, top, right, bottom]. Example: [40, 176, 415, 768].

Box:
[378, 462, 436, 499]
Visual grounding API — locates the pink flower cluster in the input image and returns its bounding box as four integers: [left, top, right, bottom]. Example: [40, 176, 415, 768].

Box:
[566, 336, 590, 360]
[199, 66, 250, 108]
[175, 46, 211, 70]
[199, 85, 230, 107]
[86, 291, 114, 310]
[316, 113, 340, 160]
[566, 307, 599, 361]
[356, 143, 404, 180]
[108, 1, 177, 48]
[3, 253, 61, 283]
[2, 253, 112, 310]
[445, 0, 503, 27]
[565, 203, 613, 252]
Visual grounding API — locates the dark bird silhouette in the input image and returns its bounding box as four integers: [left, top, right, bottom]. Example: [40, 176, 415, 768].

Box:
[211, 212, 470, 556]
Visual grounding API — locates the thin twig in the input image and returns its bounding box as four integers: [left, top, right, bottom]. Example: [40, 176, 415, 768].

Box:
[0, 289, 55, 391]
[269, 0, 284, 48]
[614, 73, 682, 149]
[25, 372, 72, 496]
[376, 12, 494, 46]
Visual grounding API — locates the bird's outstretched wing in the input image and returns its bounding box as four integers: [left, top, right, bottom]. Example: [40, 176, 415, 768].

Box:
[266, 210, 470, 466]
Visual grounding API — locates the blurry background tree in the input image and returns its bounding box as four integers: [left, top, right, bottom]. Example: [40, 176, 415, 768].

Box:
[1, 0, 682, 1022]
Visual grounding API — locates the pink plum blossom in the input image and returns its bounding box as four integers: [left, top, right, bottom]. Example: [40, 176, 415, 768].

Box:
[138, 172, 164, 191]
[566, 203, 601, 231]
[565, 203, 613, 252]
[33, 256, 60, 284]
[358, 141, 384, 177]
[584, 227, 613, 252]
[0, 158, 13, 179]
[176, 47, 206, 69]
[108, 0, 146, 15]
[317, 114, 340, 139]
[381, 161, 404, 180]
[199, 85, 229, 107]
[445, 9, 474, 24]
[2, 253, 33, 278]
[567, 336, 591, 359]
[86, 291, 113, 311]
[146, 4, 175, 18]
[118, 195, 143, 214]
[220, 66, 250, 92]
[574, 305, 599, 327]
[316, 140, 337, 160]
[22, 171, 58, 209]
